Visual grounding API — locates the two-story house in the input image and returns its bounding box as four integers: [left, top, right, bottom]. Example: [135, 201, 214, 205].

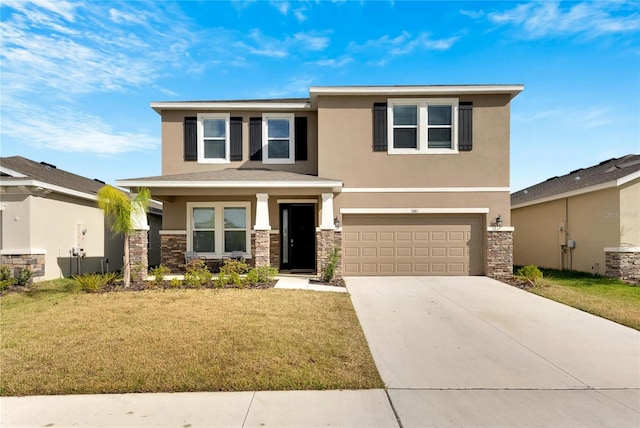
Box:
[117, 85, 523, 280]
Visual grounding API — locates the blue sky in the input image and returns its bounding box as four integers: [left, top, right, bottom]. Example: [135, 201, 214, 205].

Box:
[1, 0, 638, 192]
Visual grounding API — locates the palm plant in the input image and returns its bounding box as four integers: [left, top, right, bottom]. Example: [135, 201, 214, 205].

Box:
[97, 185, 151, 288]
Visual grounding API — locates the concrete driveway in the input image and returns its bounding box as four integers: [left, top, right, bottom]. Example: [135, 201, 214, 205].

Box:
[347, 276, 640, 427]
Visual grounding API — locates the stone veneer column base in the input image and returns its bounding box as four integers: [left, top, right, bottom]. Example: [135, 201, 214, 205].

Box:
[1, 253, 45, 281]
[317, 229, 342, 279]
[605, 249, 640, 281]
[129, 230, 148, 285]
[254, 230, 270, 267]
[487, 230, 513, 279]
[161, 234, 187, 272]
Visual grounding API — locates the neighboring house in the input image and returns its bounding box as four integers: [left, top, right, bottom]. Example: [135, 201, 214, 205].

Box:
[511, 155, 640, 280]
[0, 157, 162, 281]
[117, 85, 523, 279]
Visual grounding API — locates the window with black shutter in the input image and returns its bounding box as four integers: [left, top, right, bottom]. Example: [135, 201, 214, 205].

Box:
[458, 102, 473, 151]
[295, 116, 307, 161]
[373, 103, 388, 151]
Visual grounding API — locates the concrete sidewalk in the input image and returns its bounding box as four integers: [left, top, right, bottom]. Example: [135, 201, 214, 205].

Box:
[1, 390, 398, 427]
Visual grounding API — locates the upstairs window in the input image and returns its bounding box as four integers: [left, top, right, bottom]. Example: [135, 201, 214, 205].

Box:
[197, 113, 230, 163]
[387, 98, 459, 154]
[262, 113, 295, 164]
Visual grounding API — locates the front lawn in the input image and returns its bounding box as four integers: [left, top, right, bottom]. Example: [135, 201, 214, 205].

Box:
[0, 279, 383, 396]
[529, 269, 640, 331]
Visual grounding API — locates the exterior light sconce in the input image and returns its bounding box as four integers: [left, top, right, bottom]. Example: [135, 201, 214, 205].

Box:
[334, 217, 340, 228]
[495, 215, 503, 227]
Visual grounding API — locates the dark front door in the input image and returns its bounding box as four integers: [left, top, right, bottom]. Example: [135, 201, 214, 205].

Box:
[281, 204, 316, 272]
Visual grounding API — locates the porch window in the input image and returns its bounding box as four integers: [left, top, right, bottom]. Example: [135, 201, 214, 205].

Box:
[187, 202, 251, 258]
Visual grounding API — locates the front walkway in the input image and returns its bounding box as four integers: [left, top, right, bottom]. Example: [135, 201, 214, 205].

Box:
[347, 276, 640, 427]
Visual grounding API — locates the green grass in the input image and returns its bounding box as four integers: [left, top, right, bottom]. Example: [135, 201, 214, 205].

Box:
[1, 279, 383, 396]
[529, 268, 640, 331]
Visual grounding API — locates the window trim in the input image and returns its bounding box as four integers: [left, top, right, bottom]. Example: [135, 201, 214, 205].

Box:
[197, 113, 231, 164]
[187, 201, 251, 259]
[262, 113, 295, 164]
[387, 98, 459, 155]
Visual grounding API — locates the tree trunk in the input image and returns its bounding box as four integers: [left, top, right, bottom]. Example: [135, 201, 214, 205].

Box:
[123, 232, 130, 288]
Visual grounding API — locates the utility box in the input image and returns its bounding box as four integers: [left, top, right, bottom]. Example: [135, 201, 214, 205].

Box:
[567, 239, 576, 249]
[71, 247, 85, 257]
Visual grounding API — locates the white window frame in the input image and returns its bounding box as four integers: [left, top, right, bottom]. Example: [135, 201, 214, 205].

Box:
[387, 98, 459, 155]
[262, 113, 295, 164]
[187, 201, 251, 259]
[197, 113, 231, 164]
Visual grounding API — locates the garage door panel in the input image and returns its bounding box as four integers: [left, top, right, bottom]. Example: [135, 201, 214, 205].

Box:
[343, 215, 483, 276]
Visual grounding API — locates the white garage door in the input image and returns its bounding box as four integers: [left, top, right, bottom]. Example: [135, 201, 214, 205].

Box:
[342, 214, 483, 276]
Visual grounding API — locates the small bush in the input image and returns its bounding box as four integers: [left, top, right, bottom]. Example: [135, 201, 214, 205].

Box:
[245, 265, 279, 285]
[216, 259, 249, 288]
[184, 259, 212, 288]
[73, 272, 118, 293]
[516, 265, 543, 286]
[167, 278, 183, 289]
[149, 265, 171, 288]
[15, 267, 33, 287]
[322, 247, 339, 282]
[0, 266, 17, 292]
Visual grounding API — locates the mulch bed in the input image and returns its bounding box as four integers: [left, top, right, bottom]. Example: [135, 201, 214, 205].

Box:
[498, 275, 534, 290]
[309, 278, 346, 287]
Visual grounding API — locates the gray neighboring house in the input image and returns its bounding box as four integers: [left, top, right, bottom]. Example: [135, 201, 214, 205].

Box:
[0, 156, 162, 281]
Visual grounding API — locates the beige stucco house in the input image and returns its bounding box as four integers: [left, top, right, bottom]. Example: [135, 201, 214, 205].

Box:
[511, 155, 640, 280]
[117, 85, 523, 279]
[0, 157, 162, 281]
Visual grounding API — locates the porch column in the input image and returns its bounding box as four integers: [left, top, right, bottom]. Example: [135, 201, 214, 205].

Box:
[129, 192, 149, 284]
[254, 193, 271, 267]
[317, 193, 337, 277]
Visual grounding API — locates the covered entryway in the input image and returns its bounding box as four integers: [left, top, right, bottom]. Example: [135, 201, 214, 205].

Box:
[280, 204, 316, 272]
[342, 214, 483, 275]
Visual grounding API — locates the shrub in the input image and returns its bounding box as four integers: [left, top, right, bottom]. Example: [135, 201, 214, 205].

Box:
[15, 267, 33, 287]
[245, 265, 279, 286]
[184, 259, 212, 288]
[167, 278, 183, 289]
[0, 266, 16, 292]
[516, 265, 543, 286]
[73, 272, 118, 293]
[149, 265, 171, 288]
[216, 259, 249, 288]
[322, 247, 339, 282]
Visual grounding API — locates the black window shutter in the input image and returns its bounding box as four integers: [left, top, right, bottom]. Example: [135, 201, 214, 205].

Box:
[249, 117, 262, 161]
[373, 103, 387, 151]
[230, 117, 243, 161]
[458, 102, 473, 151]
[184, 116, 197, 161]
[294, 116, 307, 161]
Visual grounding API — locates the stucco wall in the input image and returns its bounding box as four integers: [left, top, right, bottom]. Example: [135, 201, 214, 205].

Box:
[512, 187, 623, 275]
[160, 110, 319, 177]
[619, 180, 640, 247]
[1, 194, 31, 250]
[316, 94, 511, 191]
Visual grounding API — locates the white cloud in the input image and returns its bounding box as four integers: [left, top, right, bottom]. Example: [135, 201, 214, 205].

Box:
[487, 1, 640, 39]
[270, 0, 290, 15]
[460, 9, 484, 19]
[312, 57, 353, 67]
[261, 77, 314, 98]
[349, 31, 460, 55]
[235, 29, 330, 58]
[2, 97, 157, 155]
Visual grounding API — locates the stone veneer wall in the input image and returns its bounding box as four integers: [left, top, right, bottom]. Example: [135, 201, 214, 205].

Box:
[605, 250, 640, 281]
[1, 253, 45, 280]
[270, 232, 280, 269]
[487, 230, 513, 279]
[129, 230, 149, 284]
[316, 229, 342, 279]
[161, 234, 187, 272]
[254, 230, 270, 267]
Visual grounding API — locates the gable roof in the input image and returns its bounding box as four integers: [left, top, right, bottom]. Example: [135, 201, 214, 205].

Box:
[0, 156, 106, 200]
[511, 154, 640, 208]
[116, 169, 342, 189]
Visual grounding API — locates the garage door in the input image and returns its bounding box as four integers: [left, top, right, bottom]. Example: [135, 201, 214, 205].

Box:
[342, 214, 483, 276]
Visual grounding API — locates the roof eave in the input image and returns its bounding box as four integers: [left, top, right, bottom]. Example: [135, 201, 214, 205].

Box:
[150, 101, 313, 114]
[116, 179, 344, 191]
